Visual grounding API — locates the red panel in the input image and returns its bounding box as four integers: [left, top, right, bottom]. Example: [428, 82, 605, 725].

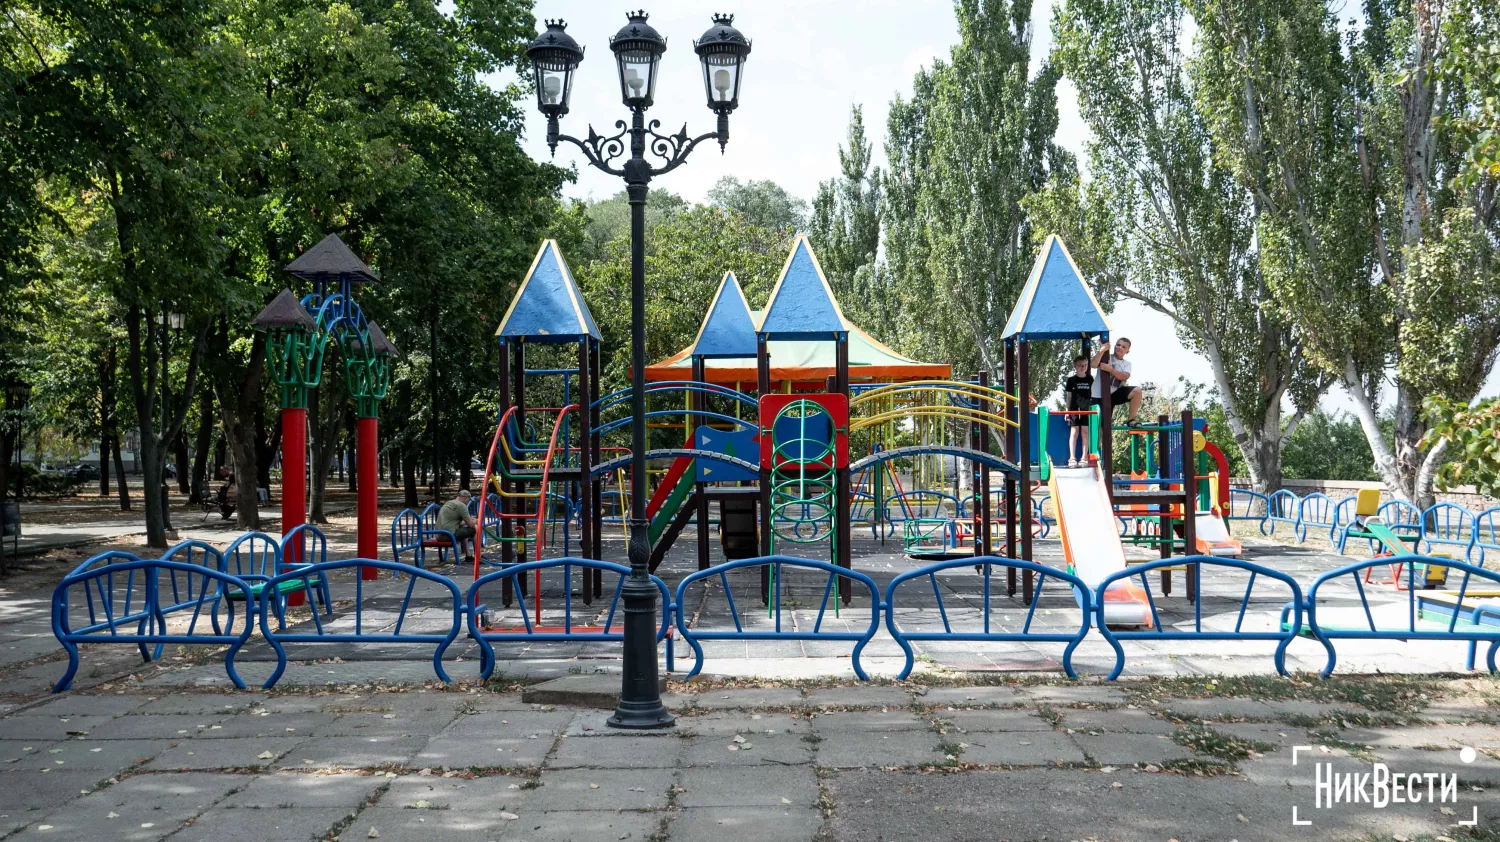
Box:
[280, 407, 308, 604]
[757, 393, 849, 469]
[357, 417, 379, 580]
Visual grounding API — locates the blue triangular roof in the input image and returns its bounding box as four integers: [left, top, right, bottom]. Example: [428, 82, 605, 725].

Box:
[691, 272, 759, 358]
[757, 236, 846, 340]
[1001, 235, 1110, 340]
[496, 240, 601, 342]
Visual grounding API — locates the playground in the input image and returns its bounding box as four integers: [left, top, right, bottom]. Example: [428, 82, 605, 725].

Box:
[7, 234, 1500, 840]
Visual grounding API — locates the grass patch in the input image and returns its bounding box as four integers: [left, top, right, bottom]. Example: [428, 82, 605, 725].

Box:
[1158, 757, 1239, 776]
[1133, 673, 1445, 712]
[1173, 725, 1273, 761]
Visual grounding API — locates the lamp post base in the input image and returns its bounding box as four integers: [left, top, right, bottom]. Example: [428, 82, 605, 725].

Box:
[608, 521, 674, 730]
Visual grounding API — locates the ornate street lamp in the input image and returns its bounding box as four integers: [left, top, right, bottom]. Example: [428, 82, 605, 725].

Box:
[525, 11, 750, 730]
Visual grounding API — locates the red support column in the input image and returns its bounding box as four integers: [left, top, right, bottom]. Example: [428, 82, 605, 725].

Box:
[358, 415, 379, 578]
[281, 407, 308, 603]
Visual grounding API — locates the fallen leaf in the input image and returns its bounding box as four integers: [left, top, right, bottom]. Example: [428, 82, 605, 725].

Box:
[1110, 782, 1123, 789]
[367, 828, 380, 839]
[780, 797, 792, 804]
[1440, 807, 1456, 816]
[106, 812, 119, 819]
[500, 811, 519, 821]
[257, 751, 275, 760]
[589, 783, 600, 789]
[413, 800, 431, 809]
[1237, 814, 1248, 823]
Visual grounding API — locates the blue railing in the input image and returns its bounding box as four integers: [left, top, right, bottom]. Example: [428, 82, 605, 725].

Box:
[674, 556, 882, 679]
[467, 557, 673, 680]
[1095, 557, 1303, 680]
[1228, 488, 1270, 534]
[886, 556, 1091, 680]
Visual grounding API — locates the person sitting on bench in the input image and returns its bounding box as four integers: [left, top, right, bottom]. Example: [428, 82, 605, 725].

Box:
[438, 488, 478, 565]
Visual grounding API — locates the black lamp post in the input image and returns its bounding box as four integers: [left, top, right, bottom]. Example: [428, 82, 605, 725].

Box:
[526, 11, 751, 730]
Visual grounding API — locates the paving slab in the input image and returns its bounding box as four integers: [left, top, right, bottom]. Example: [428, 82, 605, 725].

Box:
[1157, 697, 1276, 721]
[681, 711, 811, 735]
[526, 766, 674, 811]
[17, 694, 150, 717]
[809, 710, 928, 733]
[352, 691, 471, 712]
[936, 709, 1053, 733]
[957, 730, 1087, 766]
[0, 770, 108, 835]
[145, 736, 307, 770]
[335, 806, 523, 841]
[384, 774, 532, 811]
[165, 806, 353, 842]
[667, 687, 806, 710]
[804, 686, 911, 709]
[26, 738, 169, 771]
[10, 771, 249, 841]
[315, 709, 457, 738]
[674, 764, 817, 808]
[273, 736, 429, 770]
[198, 711, 340, 738]
[814, 729, 943, 769]
[1019, 684, 1131, 706]
[88, 713, 227, 740]
[1059, 707, 1176, 734]
[219, 772, 386, 808]
[129, 693, 266, 715]
[1069, 731, 1195, 765]
[546, 733, 683, 769]
[563, 709, 681, 737]
[0, 715, 113, 741]
[670, 806, 821, 841]
[916, 685, 1028, 707]
[1258, 699, 1366, 721]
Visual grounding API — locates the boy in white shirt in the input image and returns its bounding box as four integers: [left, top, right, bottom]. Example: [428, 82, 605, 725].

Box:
[1090, 337, 1142, 427]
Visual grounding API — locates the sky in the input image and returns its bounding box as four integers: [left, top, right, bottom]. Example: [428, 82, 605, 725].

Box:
[509, 1, 1497, 413]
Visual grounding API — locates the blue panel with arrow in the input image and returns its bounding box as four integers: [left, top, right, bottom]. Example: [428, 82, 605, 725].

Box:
[695, 426, 760, 482]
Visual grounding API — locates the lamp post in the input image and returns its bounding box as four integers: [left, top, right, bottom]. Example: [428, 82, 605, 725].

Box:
[526, 11, 751, 729]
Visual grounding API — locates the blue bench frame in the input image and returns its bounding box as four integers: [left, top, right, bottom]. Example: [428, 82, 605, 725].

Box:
[1474, 506, 1500, 567]
[675, 556, 881, 680]
[53, 559, 255, 691]
[886, 556, 1091, 680]
[1295, 493, 1345, 543]
[467, 557, 673, 679]
[1096, 557, 1303, 680]
[1266, 489, 1300, 537]
[258, 558, 464, 688]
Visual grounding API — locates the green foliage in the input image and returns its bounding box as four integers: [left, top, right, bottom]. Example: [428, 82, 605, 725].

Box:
[809, 106, 888, 337]
[707, 176, 807, 233]
[577, 190, 687, 263]
[882, 0, 1073, 382]
[1281, 411, 1379, 482]
[1423, 396, 1500, 498]
[1438, 0, 1500, 184]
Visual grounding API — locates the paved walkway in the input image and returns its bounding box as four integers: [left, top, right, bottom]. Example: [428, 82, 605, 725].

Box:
[1, 680, 1498, 840]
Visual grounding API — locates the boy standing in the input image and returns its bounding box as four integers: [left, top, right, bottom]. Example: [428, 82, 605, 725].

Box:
[1063, 356, 1094, 466]
[1090, 337, 1142, 426]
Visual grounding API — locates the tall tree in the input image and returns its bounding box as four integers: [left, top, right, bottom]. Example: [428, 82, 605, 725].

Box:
[708, 176, 808, 234]
[809, 106, 888, 337]
[1032, 0, 1330, 491]
[882, 0, 1074, 383]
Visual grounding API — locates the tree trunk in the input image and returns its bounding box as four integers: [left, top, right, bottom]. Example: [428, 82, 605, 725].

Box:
[189, 388, 213, 504]
[210, 323, 265, 531]
[98, 344, 115, 497]
[402, 445, 419, 508]
[122, 301, 205, 548]
[256, 407, 279, 499]
[110, 431, 130, 510]
[1342, 363, 1409, 499]
[172, 424, 190, 494]
[308, 384, 344, 524]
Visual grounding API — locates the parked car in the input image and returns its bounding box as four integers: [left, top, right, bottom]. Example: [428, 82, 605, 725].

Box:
[64, 463, 99, 481]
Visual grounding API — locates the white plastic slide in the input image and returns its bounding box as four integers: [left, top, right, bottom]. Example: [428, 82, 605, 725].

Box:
[1194, 512, 1243, 557]
[1049, 462, 1154, 627]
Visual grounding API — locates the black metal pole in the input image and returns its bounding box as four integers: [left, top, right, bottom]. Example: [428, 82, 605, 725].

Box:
[609, 115, 673, 729]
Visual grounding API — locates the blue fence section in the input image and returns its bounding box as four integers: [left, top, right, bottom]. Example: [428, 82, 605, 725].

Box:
[1095, 557, 1303, 680]
[1228, 489, 1270, 534]
[258, 558, 464, 689]
[1267, 490, 1300, 536]
[886, 556, 1091, 680]
[467, 557, 673, 680]
[674, 556, 882, 680]
[1295, 555, 1500, 677]
[53, 559, 255, 691]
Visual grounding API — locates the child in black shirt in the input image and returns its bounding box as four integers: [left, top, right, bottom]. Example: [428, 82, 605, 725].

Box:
[1063, 355, 1094, 466]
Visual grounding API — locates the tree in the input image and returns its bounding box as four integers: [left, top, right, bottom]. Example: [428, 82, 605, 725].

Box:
[707, 176, 808, 233]
[809, 106, 888, 337]
[1033, 0, 1331, 492]
[881, 0, 1074, 384]
[1281, 410, 1380, 482]
[577, 189, 686, 262]
[1192, 0, 1500, 506]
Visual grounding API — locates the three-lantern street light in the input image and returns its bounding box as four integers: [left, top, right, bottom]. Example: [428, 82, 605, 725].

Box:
[525, 11, 750, 729]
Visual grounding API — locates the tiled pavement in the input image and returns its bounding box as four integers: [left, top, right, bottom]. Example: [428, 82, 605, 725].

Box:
[0, 682, 1498, 840]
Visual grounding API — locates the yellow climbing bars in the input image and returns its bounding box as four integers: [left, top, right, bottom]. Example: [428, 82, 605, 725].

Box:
[848, 379, 1019, 434]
